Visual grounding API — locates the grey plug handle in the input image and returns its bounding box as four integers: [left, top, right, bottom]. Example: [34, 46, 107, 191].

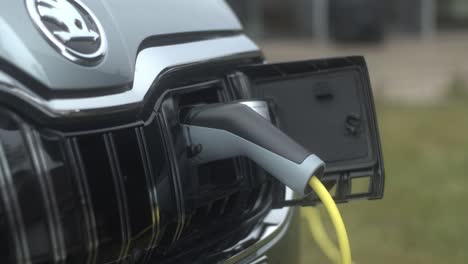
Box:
[182, 102, 325, 195]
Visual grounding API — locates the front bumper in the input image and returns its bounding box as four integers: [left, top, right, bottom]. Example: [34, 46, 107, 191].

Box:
[0, 34, 289, 264]
[226, 189, 294, 264]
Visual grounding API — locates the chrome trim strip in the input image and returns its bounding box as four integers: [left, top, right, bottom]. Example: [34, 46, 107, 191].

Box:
[103, 133, 131, 261]
[43, 35, 258, 113]
[22, 125, 65, 263]
[0, 35, 259, 117]
[31, 130, 68, 263]
[0, 71, 16, 87]
[0, 140, 32, 264]
[239, 101, 272, 121]
[67, 138, 99, 264]
[158, 112, 186, 243]
[224, 188, 294, 264]
[135, 127, 160, 261]
[249, 255, 268, 264]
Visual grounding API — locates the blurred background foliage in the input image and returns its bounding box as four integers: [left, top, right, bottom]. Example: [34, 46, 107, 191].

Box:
[226, 0, 468, 263]
[269, 98, 468, 264]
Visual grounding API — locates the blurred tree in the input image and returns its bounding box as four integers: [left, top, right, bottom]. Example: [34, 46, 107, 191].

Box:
[438, 0, 468, 28]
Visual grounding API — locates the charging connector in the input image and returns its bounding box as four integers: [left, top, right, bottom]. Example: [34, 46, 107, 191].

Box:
[182, 102, 325, 195]
[181, 101, 351, 264]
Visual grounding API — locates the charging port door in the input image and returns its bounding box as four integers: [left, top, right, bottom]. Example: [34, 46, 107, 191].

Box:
[237, 56, 384, 203]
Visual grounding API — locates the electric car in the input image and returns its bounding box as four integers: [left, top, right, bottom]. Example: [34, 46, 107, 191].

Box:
[0, 1, 384, 263]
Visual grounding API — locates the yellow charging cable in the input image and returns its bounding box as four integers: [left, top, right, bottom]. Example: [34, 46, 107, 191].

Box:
[303, 207, 342, 264]
[308, 176, 352, 264]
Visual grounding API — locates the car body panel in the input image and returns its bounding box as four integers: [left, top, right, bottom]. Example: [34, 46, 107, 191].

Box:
[0, 0, 242, 96]
[0, 1, 294, 263]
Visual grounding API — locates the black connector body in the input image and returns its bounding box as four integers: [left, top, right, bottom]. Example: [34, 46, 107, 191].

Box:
[182, 102, 325, 195]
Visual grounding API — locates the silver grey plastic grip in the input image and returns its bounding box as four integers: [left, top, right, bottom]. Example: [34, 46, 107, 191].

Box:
[182, 102, 325, 195]
[183, 125, 324, 195]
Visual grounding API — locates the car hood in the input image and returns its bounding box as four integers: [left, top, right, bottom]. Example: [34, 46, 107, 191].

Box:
[0, 0, 242, 98]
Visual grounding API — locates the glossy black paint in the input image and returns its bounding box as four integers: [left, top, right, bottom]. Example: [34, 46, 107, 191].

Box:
[40, 134, 90, 264]
[0, 110, 55, 263]
[0, 65, 277, 263]
[0, 196, 15, 264]
[0, 1, 243, 97]
[0, 55, 262, 131]
[0, 54, 385, 264]
[147, 78, 276, 263]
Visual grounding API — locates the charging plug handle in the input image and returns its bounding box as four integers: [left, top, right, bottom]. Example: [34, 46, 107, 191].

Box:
[182, 102, 325, 195]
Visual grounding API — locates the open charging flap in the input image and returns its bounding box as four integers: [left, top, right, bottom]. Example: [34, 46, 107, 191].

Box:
[237, 56, 384, 205]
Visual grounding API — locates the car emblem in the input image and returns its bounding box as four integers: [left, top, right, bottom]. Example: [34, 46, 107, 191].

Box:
[26, 0, 107, 65]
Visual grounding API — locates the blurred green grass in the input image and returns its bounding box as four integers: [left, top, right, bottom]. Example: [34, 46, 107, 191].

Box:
[269, 100, 468, 264]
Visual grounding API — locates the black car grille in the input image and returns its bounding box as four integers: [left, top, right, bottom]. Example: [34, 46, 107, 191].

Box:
[0, 80, 275, 264]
